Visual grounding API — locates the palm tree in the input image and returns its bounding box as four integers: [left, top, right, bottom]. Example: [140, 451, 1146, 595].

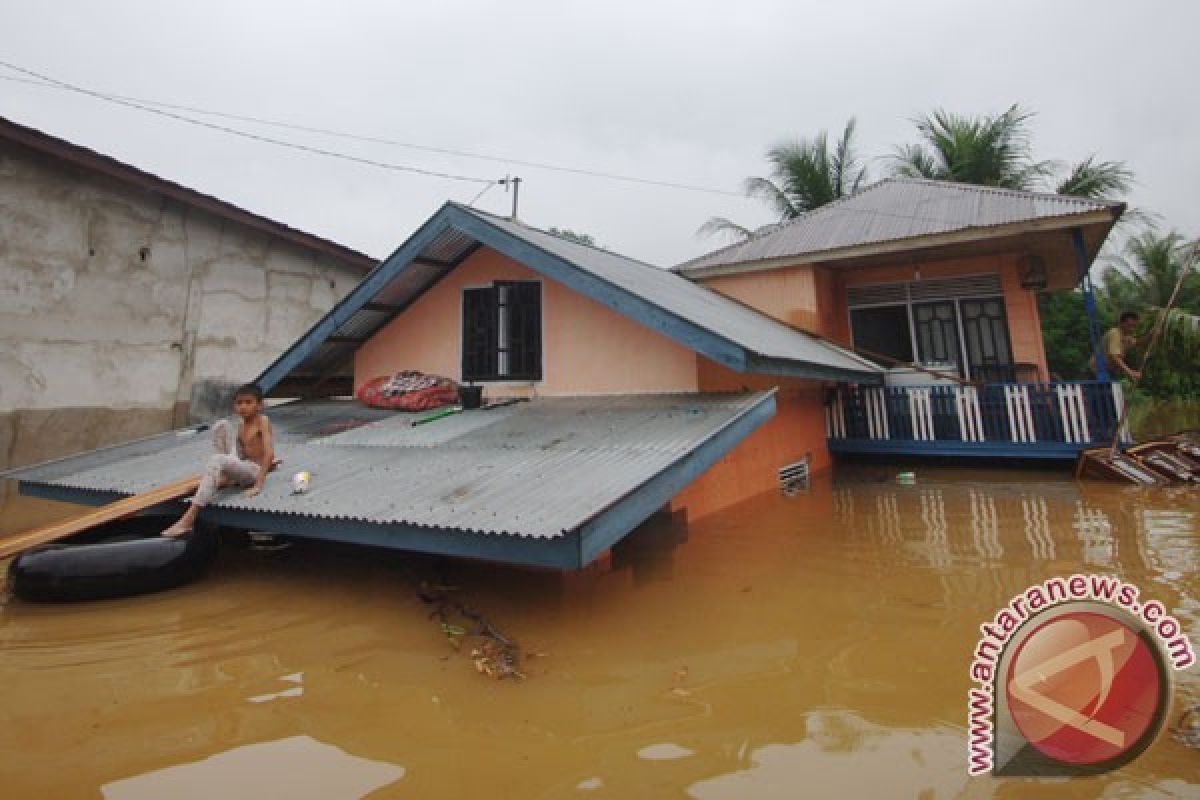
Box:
[1055, 155, 1133, 200]
[892, 104, 1138, 206]
[891, 105, 1052, 189]
[1100, 231, 1200, 355]
[700, 118, 867, 241]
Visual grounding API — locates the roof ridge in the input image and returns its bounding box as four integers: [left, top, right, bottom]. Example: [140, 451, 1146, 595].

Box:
[883, 176, 1111, 207]
[451, 202, 666, 270]
[675, 178, 900, 271]
[449, 203, 876, 363]
[0, 114, 376, 270]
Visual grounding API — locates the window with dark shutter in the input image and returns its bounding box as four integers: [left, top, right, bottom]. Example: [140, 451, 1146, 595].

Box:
[462, 281, 541, 381]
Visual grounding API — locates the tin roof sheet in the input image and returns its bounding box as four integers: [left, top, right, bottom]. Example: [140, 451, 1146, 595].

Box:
[9, 393, 773, 540]
[676, 178, 1121, 274]
[259, 203, 881, 393]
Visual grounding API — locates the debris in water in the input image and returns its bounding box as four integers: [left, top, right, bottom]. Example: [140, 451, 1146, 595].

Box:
[1173, 704, 1200, 748]
[418, 582, 525, 680]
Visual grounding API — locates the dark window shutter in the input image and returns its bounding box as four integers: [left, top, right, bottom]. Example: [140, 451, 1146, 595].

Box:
[462, 287, 498, 380]
[506, 282, 542, 380]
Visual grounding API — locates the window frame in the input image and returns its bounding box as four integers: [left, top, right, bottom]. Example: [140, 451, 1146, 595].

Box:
[461, 279, 543, 383]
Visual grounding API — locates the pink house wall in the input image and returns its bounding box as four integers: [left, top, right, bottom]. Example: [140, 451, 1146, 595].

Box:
[354, 248, 699, 395]
[697, 252, 1049, 380]
[836, 253, 1048, 380]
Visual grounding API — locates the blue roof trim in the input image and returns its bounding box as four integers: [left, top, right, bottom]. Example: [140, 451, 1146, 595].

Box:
[18, 392, 777, 569]
[576, 389, 776, 565]
[256, 211, 457, 394]
[441, 205, 749, 374]
[255, 203, 880, 394]
[17, 483, 581, 568]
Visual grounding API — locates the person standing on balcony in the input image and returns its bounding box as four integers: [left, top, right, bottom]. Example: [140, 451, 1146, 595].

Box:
[1091, 311, 1148, 381]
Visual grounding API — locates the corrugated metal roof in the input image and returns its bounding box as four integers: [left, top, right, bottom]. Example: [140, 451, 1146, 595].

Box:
[462, 207, 880, 374]
[677, 178, 1122, 274]
[257, 203, 881, 393]
[9, 393, 773, 540]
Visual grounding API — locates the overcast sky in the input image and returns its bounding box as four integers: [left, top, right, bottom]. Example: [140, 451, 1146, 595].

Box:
[2, 1, 1196, 266]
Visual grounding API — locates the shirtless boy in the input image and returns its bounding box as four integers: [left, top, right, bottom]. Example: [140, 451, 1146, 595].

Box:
[162, 383, 275, 537]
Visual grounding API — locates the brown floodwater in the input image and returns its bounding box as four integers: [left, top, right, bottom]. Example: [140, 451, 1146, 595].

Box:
[1, 465, 1197, 798]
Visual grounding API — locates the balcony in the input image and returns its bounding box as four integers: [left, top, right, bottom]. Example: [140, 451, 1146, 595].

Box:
[826, 380, 1130, 460]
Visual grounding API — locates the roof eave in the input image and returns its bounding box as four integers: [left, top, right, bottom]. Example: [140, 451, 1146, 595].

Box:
[744, 354, 883, 384]
[678, 206, 1124, 280]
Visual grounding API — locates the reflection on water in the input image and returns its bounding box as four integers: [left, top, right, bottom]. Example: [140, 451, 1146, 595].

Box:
[688, 711, 966, 800]
[1, 465, 1197, 798]
[100, 735, 404, 800]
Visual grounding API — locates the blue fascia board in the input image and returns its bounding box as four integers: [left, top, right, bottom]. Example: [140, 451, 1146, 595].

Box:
[827, 438, 1090, 460]
[443, 206, 751, 374]
[17, 392, 777, 570]
[255, 208, 459, 394]
[575, 390, 776, 566]
[745, 354, 882, 385]
[17, 481, 581, 569]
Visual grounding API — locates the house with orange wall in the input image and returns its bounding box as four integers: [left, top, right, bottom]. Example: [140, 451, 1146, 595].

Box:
[678, 178, 1128, 461]
[259, 201, 881, 527]
[11, 180, 1127, 568]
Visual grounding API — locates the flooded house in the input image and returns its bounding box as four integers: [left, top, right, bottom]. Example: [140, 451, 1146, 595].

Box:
[7, 179, 1126, 568]
[0, 116, 374, 478]
[7, 202, 880, 567]
[678, 178, 1127, 460]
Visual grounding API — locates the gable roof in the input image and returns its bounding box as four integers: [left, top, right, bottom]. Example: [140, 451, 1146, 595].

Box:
[0, 115, 375, 272]
[676, 178, 1124, 277]
[256, 203, 881, 396]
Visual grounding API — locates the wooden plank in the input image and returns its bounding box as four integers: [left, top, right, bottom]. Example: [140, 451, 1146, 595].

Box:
[0, 475, 201, 560]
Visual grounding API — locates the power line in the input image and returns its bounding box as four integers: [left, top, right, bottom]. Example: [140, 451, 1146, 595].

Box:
[0, 61, 492, 185]
[0, 65, 744, 198]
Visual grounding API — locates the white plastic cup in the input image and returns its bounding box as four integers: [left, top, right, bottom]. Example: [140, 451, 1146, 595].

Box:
[291, 470, 311, 494]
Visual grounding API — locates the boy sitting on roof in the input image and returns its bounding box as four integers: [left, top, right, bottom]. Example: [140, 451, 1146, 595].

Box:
[162, 384, 275, 537]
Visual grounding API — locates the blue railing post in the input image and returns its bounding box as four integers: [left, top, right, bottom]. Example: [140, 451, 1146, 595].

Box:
[1072, 228, 1109, 383]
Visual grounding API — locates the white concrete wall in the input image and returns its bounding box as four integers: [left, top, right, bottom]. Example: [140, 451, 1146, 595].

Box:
[0, 140, 364, 468]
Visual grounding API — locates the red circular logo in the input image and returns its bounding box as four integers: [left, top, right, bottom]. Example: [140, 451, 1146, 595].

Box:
[1005, 611, 1164, 766]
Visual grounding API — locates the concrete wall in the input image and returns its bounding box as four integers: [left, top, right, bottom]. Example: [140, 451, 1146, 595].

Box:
[0, 140, 362, 473]
[354, 247, 699, 396]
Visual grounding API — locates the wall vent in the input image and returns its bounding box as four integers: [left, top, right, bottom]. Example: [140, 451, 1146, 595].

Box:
[779, 454, 811, 494]
[847, 274, 1002, 307]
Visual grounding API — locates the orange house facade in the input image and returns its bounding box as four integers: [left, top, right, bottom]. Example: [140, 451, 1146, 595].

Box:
[679, 178, 1128, 461]
[345, 221, 870, 523]
[261, 179, 1127, 530]
[14, 181, 1131, 570]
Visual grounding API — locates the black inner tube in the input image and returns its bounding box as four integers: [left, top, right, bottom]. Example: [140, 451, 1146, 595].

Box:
[8, 514, 219, 603]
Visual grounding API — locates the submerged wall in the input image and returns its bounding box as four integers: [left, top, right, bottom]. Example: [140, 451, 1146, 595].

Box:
[0, 139, 363, 473]
[669, 357, 830, 521]
[354, 247, 699, 396]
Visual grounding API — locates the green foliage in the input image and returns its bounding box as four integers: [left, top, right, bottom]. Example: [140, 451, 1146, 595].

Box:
[700, 118, 865, 240]
[1038, 290, 1111, 380]
[891, 105, 1051, 189]
[1097, 232, 1200, 398]
[1055, 156, 1133, 200]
